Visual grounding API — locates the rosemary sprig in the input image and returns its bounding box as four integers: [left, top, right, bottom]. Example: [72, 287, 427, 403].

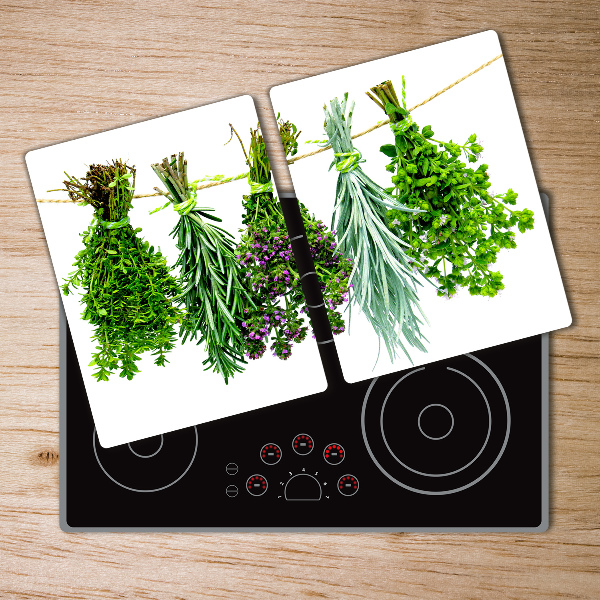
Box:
[62, 160, 184, 381]
[152, 153, 253, 383]
[323, 95, 428, 363]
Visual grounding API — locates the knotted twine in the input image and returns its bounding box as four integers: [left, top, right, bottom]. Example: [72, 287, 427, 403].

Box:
[249, 181, 274, 194]
[92, 215, 131, 229]
[172, 196, 197, 216]
[333, 150, 364, 173]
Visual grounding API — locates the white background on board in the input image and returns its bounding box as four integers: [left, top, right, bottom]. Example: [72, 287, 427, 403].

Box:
[26, 95, 326, 448]
[270, 31, 571, 383]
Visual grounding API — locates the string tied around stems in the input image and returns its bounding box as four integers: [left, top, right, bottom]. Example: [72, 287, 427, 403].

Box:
[173, 196, 197, 216]
[333, 150, 364, 173]
[92, 215, 131, 230]
[391, 114, 413, 134]
[249, 180, 273, 194]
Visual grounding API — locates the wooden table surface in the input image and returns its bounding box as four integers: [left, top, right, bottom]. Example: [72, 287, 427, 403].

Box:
[1, 1, 599, 598]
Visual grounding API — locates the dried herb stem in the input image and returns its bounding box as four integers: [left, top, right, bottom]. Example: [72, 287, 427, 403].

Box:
[152, 153, 253, 383]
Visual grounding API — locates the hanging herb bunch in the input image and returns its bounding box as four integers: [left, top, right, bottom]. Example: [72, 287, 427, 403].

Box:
[323, 94, 428, 362]
[151, 153, 254, 384]
[234, 119, 352, 361]
[62, 161, 184, 381]
[367, 78, 535, 298]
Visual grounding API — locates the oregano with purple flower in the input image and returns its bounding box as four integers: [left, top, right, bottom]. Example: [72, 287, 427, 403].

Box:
[235, 120, 352, 361]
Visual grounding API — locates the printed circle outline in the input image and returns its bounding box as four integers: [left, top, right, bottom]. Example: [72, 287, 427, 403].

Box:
[260, 443, 282, 465]
[380, 367, 492, 477]
[246, 474, 268, 496]
[417, 404, 455, 440]
[323, 442, 345, 465]
[292, 433, 314, 455]
[337, 474, 359, 496]
[362, 354, 510, 495]
[127, 435, 164, 458]
[93, 427, 198, 493]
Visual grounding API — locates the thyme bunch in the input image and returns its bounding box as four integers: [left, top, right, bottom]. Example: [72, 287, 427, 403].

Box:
[152, 153, 253, 383]
[323, 95, 428, 363]
[235, 120, 352, 360]
[368, 78, 535, 297]
[62, 160, 184, 381]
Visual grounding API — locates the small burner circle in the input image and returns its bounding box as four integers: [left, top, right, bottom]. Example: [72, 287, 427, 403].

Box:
[417, 404, 454, 440]
[128, 435, 164, 458]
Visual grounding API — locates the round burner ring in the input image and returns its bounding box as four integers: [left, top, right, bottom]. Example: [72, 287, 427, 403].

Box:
[362, 353, 510, 495]
[128, 435, 164, 458]
[93, 427, 198, 493]
[379, 367, 492, 478]
[417, 403, 454, 440]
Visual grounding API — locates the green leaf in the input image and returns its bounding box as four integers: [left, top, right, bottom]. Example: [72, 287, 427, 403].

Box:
[364, 77, 534, 300]
[395, 135, 408, 154]
[380, 144, 397, 158]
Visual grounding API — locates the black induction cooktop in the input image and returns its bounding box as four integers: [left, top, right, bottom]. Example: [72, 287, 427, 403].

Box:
[60, 194, 550, 532]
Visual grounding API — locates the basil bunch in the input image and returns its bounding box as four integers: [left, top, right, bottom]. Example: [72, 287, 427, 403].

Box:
[368, 78, 535, 298]
[62, 161, 184, 381]
[152, 153, 253, 384]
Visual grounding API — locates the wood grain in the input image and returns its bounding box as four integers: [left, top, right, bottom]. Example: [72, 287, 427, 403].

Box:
[1, 0, 599, 598]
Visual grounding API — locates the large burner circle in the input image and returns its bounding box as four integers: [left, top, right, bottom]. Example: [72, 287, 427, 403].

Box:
[361, 353, 510, 495]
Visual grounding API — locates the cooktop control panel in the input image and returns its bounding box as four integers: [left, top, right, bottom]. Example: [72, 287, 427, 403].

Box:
[225, 435, 358, 501]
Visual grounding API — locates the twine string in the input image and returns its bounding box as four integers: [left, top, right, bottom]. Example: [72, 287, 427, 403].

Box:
[249, 181, 274, 194]
[289, 53, 503, 163]
[173, 197, 197, 216]
[333, 151, 364, 173]
[92, 215, 131, 229]
[36, 54, 502, 203]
